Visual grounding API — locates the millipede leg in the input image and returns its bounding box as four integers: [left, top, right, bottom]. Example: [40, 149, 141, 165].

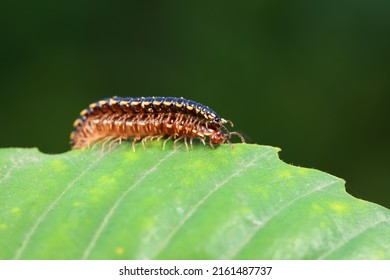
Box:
[81, 144, 88, 151]
[108, 137, 122, 151]
[142, 136, 153, 149]
[225, 138, 235, 150]
[132, 136, 140, 152]
[183, 137, 189, 151]
[209, 138, 215, 149]
[91, 141, 100, 150]
[101, 136, 114, 152]
[163, 135, 172, 150]
[173, 136, 183, 150]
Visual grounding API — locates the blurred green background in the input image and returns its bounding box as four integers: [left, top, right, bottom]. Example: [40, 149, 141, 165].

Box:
[1, 1, 389, 208]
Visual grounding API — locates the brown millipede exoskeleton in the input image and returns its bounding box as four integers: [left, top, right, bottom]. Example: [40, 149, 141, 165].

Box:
[70, 96, 245, 151]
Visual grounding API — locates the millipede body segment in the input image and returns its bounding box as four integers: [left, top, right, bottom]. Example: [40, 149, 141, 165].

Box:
[70, 96, 244, 150]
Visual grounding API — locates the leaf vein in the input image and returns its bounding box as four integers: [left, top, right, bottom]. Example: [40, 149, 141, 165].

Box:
[151, 148, 275, 259]
[13, 151, 108, 259]
[81, 149, 178, 259]
[228, 179, 339, 259]
[0, 163, 16, 187]
[318, 217, 390, 259]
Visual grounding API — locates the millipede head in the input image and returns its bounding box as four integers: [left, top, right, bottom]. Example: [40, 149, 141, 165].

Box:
[210, 130, 225, 145]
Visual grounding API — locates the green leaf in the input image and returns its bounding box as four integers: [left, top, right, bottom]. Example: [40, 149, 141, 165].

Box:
[0, 143, 389, 260]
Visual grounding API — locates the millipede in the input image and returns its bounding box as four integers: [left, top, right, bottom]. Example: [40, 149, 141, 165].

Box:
[70, 96, 245, 151]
